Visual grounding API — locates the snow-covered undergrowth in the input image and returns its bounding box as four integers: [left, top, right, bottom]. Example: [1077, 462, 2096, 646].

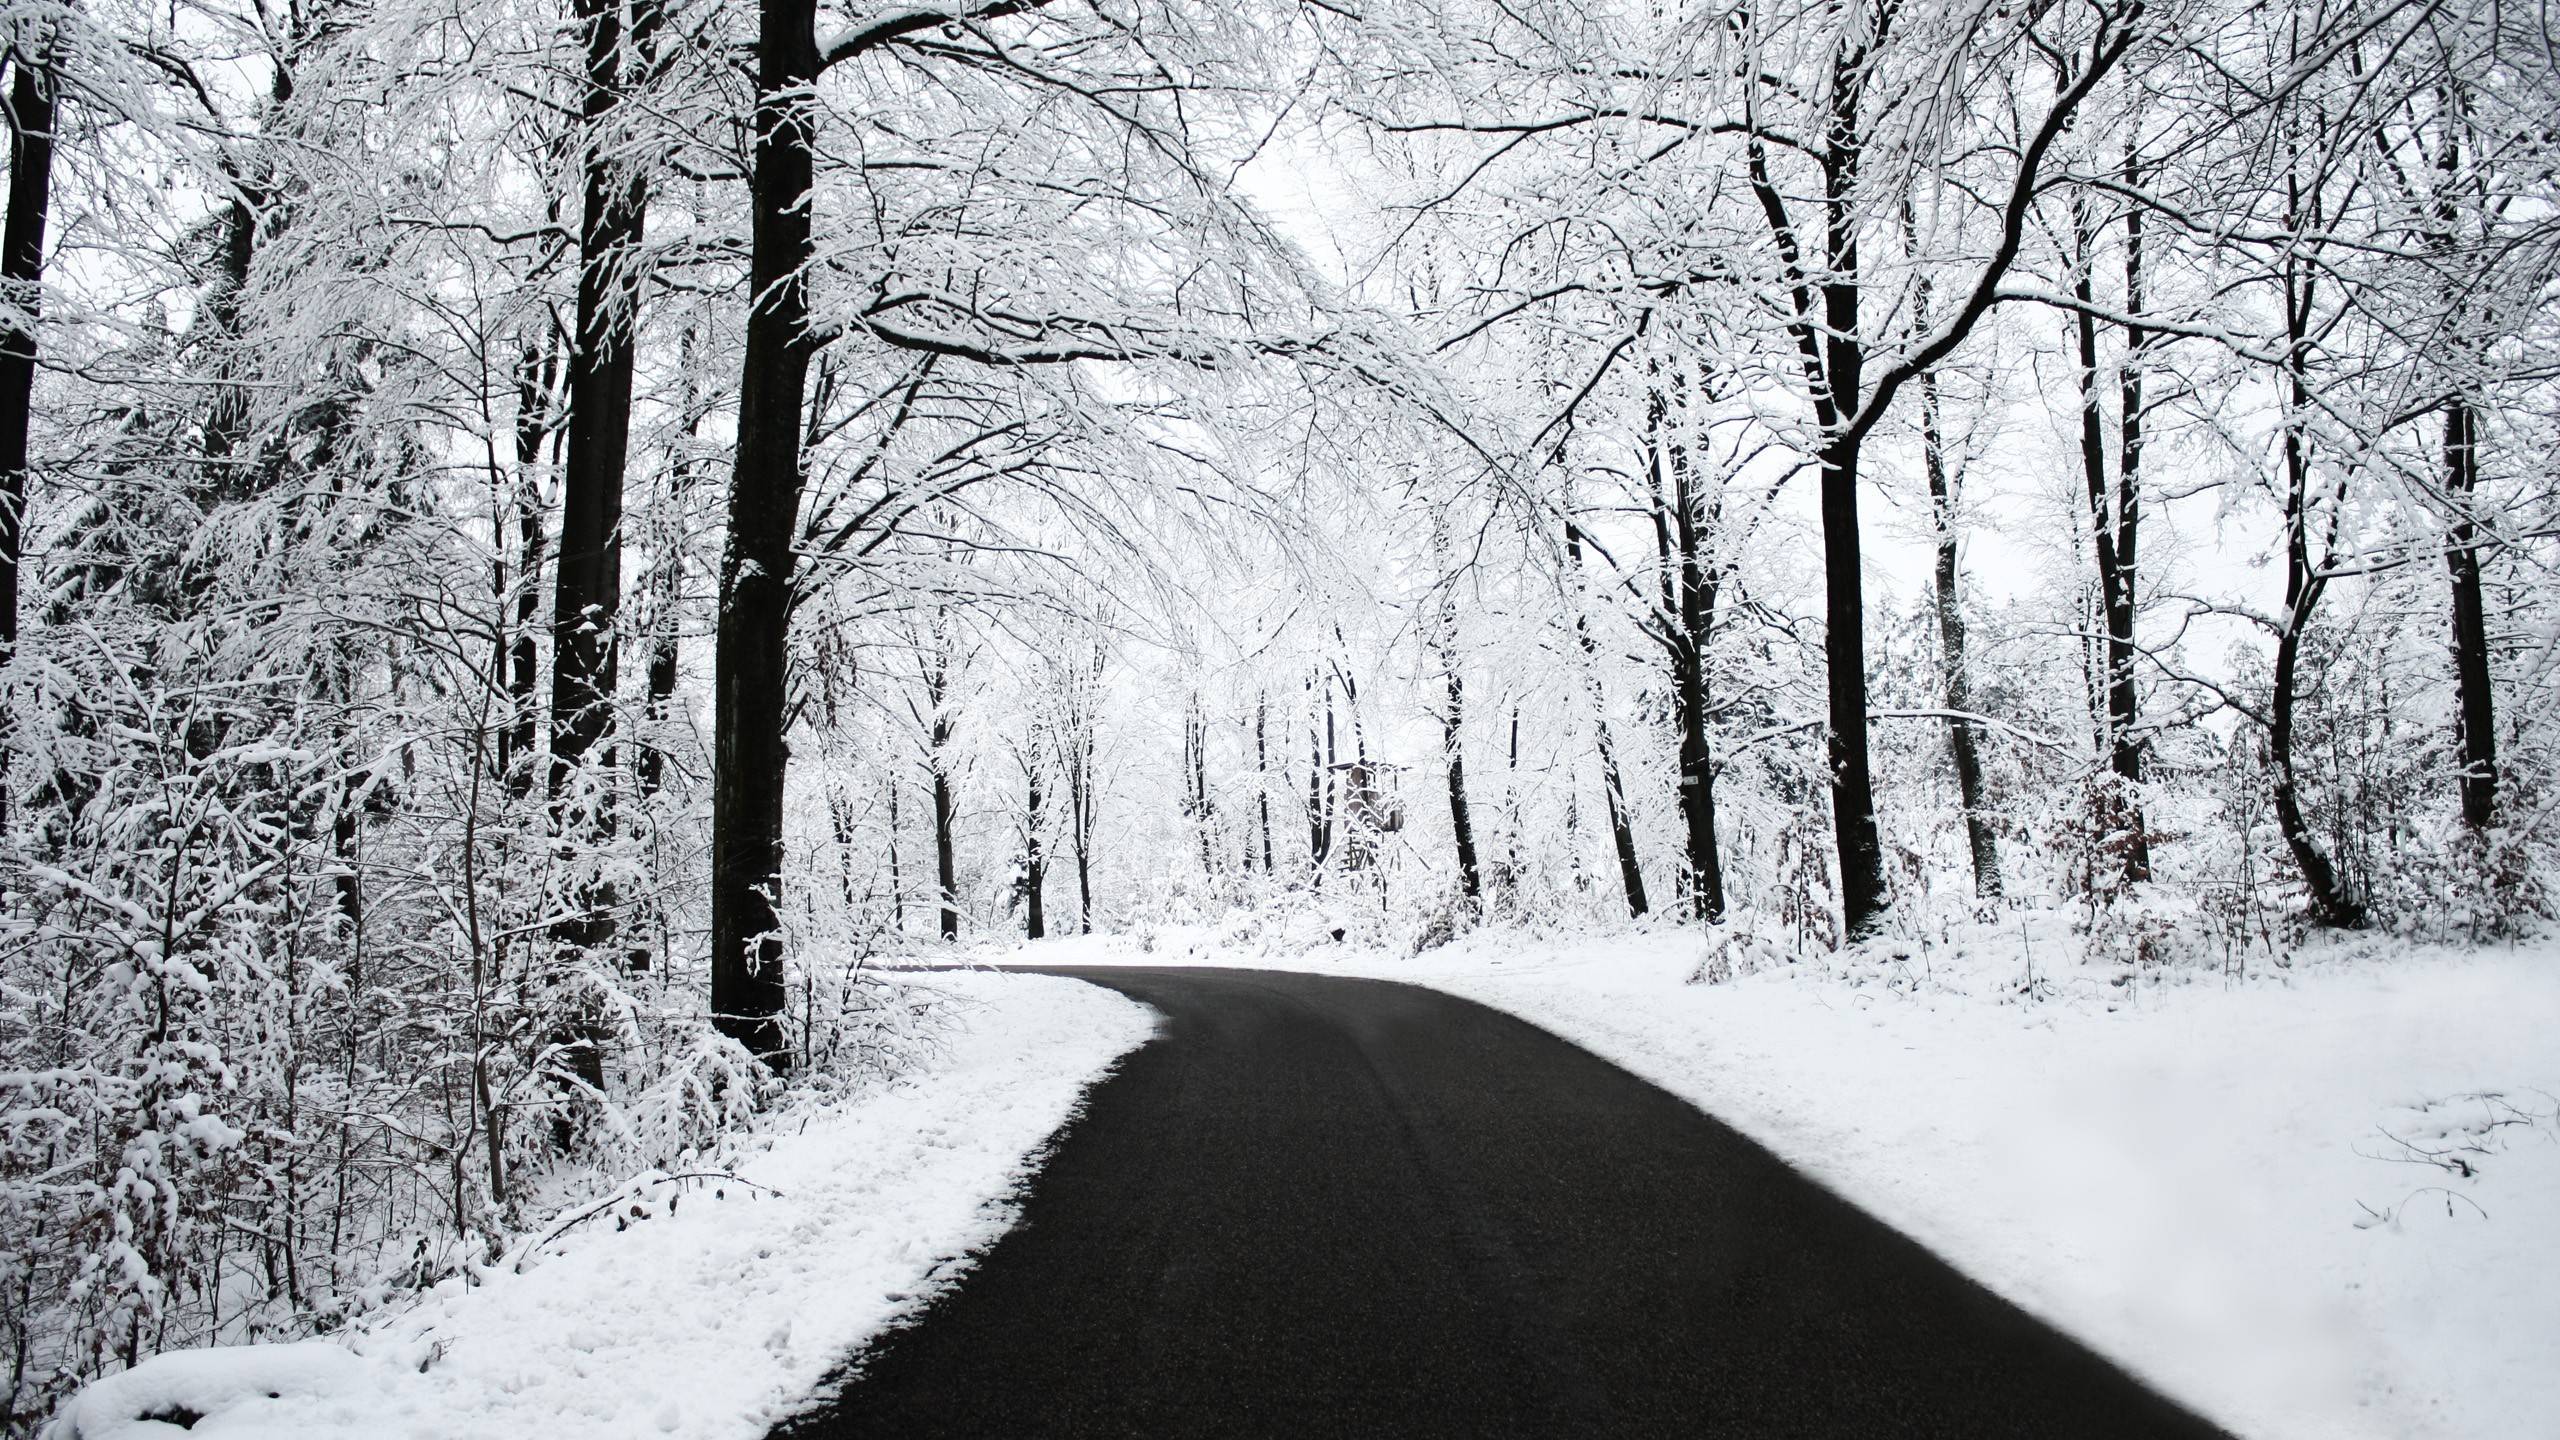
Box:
[46, 971, 1153, 1440]
[1018, 913, 2560, 1440]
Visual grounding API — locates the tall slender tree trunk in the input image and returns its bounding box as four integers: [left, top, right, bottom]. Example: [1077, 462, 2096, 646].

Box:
[636, 326, 700, 802]
[1654, 375, 1727, 924]
[2070, 188, 2149, 882]
[709, 0, 820, 1066]
[1919, 371, 1999, 902]
[2115, 162, 2151, 871]
[543, 0, 661, 1106]
[1818, 427, 1886, 935]
[0, 45, 60, 825]
[1184, 696, 1215, 880]
[1429, 522, 1482, 904]
[2417, 118, 2498, 832]
[1307, 671, 1333, 871]
[1072, 767, 1093, 933]
[1563, 518, 1648, 917]
[1255, 692, 1274, 873]
[549, 0, 656, 811]
[932, 740, 958, 942]
[1504, 705, 1522, 878]
[1815, 69, 1887, 939]
[1023, 756, 1045, 939]
[886, 775, 904, 933]
[1904, 203, 2001, 900]
[2272, 251, 2362, 929]
[2443, 396, 2495, 829]
[1066, 703, 1095, 933]
[505, 343, 554, 801]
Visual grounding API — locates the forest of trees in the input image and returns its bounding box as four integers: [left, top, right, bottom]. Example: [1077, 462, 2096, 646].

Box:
[1, 0, 2553, 1426]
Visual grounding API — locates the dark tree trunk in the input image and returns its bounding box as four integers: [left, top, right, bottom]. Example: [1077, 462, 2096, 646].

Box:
[1903, 200, 2001, 901]
[1919, 368, 1999, 901]
[2272, 257, 2362, 929]
[932, 742, 958, 942]
[1184, 697, 1215, 879]
[709, 0, 821, 1067]
[886, 775, 904, 933]
[505, 342, 555, 802]
[1818, 430, 1886, 937]
[2444, 394, 2496, 829]
[542, 0, 660, 1108]
[1323, 695, 1338, 861]
[1650, 377, 1727, 925]
[2420, 117, 2499, 831]
[1813, 38, 1890, 940]
[636, 615, 677, 796]
[1442, 687, 1480, 901]
[1073, 806, 1092, 933]
[1430, 546, 1482, 904]
[1306, 671, 1328, 868]
[828, 786, 859, 906]
[2070, 189, 2149, 883]
[2115, 170, 2151, 865]
[1757, 47, 1890, 941]
[548, 0, 654, 805]
[332, 789, 364, 927]
[635, 336, 699, 801]
[1256, 692, 1274, 873]
[1564, 519, 1648, 917]
[1498, 706, 1515, 861]
[1023, 759, 1046, 940]
[1, 47, 60, 822]
[1065, 682, 1095, 933]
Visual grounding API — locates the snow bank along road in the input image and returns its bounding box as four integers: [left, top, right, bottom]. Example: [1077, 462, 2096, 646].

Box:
[780, 967, 2229, 1439]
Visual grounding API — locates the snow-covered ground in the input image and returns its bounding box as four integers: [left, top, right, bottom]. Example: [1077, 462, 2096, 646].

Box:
[1021, 915, 2560, 1440]
[48, 970, 1154, 1440]
[58, 920, 2552, 1440]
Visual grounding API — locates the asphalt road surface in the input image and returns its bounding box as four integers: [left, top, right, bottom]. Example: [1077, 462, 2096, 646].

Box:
[777, 966, 2232, 1439]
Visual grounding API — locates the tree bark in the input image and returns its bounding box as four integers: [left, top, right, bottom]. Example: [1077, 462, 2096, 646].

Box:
[709, 0, 820, 1067]
[1255, 692, 1274, 873]
[1, 45, 60, 823]
[1429, 522, 1482, 904]
[2070, 188, 2149, 882]
[1066, 656, 1097, 932]
[1306, 671, 1328, 869]
[932, 742, 958, 941]
[2272, 253, 2362, 929]
[544, 0, 661, 1102]
[504, 342, 553, 802]
[921, 620, 961, 942]
[1817, 430, 1886, 936]
[886, 775, 904, 933]
[1563, 518, 1648, 917]
[1911, 281, 2000, 900]
[2443, 396, 2495, 829]
[1898, 191, 2002, 901]
[1651, 376, 1727, 924]
[549, 0, 656, 813]
[636, 328, 700, 802]
[1184, 696, 1215, 880]
[1023, 754, 1045, 939]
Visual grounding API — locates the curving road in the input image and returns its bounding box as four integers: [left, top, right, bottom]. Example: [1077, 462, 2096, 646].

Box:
[777, 966, 2231, 1439]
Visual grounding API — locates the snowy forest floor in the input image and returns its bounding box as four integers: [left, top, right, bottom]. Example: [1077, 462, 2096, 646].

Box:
[1027, 913, 2559, 1440]
[46, 972, 1154, 1440]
